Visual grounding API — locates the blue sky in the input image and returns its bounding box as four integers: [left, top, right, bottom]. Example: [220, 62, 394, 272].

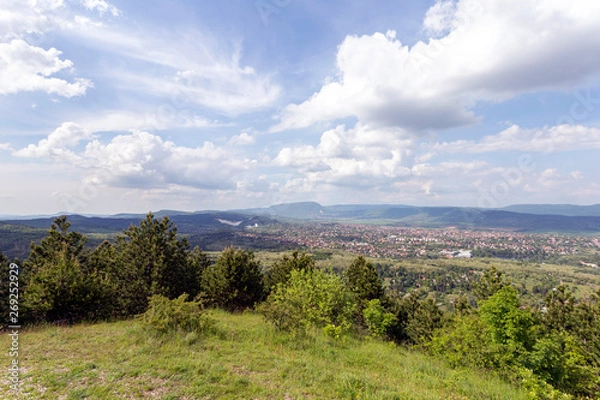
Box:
[1, 0, 600, 215]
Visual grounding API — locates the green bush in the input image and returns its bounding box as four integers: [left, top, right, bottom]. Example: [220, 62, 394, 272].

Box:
[527, 332, 599, 398]
[362, 299, 397, 338]
[139, 294, 214, 336]
[479, 286, 534, 352]
[259, 268, 356, 336]
[428, 313, 509, 371]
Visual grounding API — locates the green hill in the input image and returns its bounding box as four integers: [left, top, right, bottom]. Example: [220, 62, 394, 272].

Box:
[502, 204, 600, 217]
[2, 311, 528, 399]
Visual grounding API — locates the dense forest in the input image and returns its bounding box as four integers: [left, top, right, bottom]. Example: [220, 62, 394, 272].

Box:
[3, 214, 600, 399]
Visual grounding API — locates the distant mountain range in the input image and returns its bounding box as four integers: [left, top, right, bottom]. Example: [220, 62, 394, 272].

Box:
[501, 204, 600, 217]
[241, 202, 600, 228]
[1, 212, 272, 234]
[4, 202, 600, 231]
[2, 202, 599, 259]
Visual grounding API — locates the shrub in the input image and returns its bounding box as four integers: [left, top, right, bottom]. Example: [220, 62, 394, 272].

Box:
[527, 332, 599, 398]
[479, 286, 534, 352]
[428, 314, 498, 370]
[363, 299, 397, 338]
[259, 269, 356, 336]
[139, 294, 214, 336]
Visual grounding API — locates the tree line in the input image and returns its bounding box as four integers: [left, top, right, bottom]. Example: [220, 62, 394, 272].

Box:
[1, 213, 599, 398]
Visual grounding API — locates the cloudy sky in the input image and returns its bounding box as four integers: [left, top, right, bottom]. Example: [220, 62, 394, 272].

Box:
[1, 0, 600, 215]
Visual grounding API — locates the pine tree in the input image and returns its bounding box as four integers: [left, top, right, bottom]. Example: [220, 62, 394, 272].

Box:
[346, 256, 384, 304]
[201, 247, 264, 311]
[542, 285, 575, 333]
[25, 215, 88, 279]
[264, 250, 315, 292]
[473, 266, 508, 302]
[113, 213, 202, 315]
[24, 244, 113, 323]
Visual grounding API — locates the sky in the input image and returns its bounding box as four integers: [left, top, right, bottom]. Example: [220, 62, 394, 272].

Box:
[1, 0, 600, 215]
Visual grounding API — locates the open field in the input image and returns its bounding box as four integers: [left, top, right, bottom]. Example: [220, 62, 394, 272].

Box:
[0, 311, 528, 399]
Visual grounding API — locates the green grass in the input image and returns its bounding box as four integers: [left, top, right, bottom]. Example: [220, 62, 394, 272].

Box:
[1, 311, 528, 399]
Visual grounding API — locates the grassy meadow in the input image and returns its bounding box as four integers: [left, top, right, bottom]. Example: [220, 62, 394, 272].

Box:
[1, 310, 528, 399]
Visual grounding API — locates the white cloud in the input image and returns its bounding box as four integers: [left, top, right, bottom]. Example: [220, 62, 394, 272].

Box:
[172, 62, 280, 115]
[519, 168, 587, 196]
[0, 0, 114, 40]
[1, 0, 277, 113]
[229, 132, 256, 146]
[0, 0, 123, 98]
[428, 124, 600, 154]
[75, 26, 281, 115]
[0, 0, 65, 40]
[272, 0, 600, 132]
[274, 124, 414, 188]
[14, 122, 91, 161]
[0, 39, 92, 97]
[423, 0, 457, 36]
[81, 0, 120, 16]
[269, 119, 600, 206]
[0, 143, 13, 151]
[82, 131, 242, 189]
[14, 124, 249, 191]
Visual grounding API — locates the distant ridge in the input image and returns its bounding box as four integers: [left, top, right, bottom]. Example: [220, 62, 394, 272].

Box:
[501, 204, 600, 217]
[239, 202, 600, 232]
[3, 202, 600, 235]
[1, 211, 274, 234]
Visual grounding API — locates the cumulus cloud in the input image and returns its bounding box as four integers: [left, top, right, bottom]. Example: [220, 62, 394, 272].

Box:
[14, 122, 92, 161]
[0, 39, 92, 97]
[427, 124, 600, 154]
[14, 123, 248, 191]
[82, 131, 246, 190]
[411, 160, 490, 177]
[274, 124, 414, 188]
[0, 0, 112, 98]
[272, 0, 600, 132]
[0, 0, 119, 38]
[0, 143, 14, 151]
[228, 131, 256, 146]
